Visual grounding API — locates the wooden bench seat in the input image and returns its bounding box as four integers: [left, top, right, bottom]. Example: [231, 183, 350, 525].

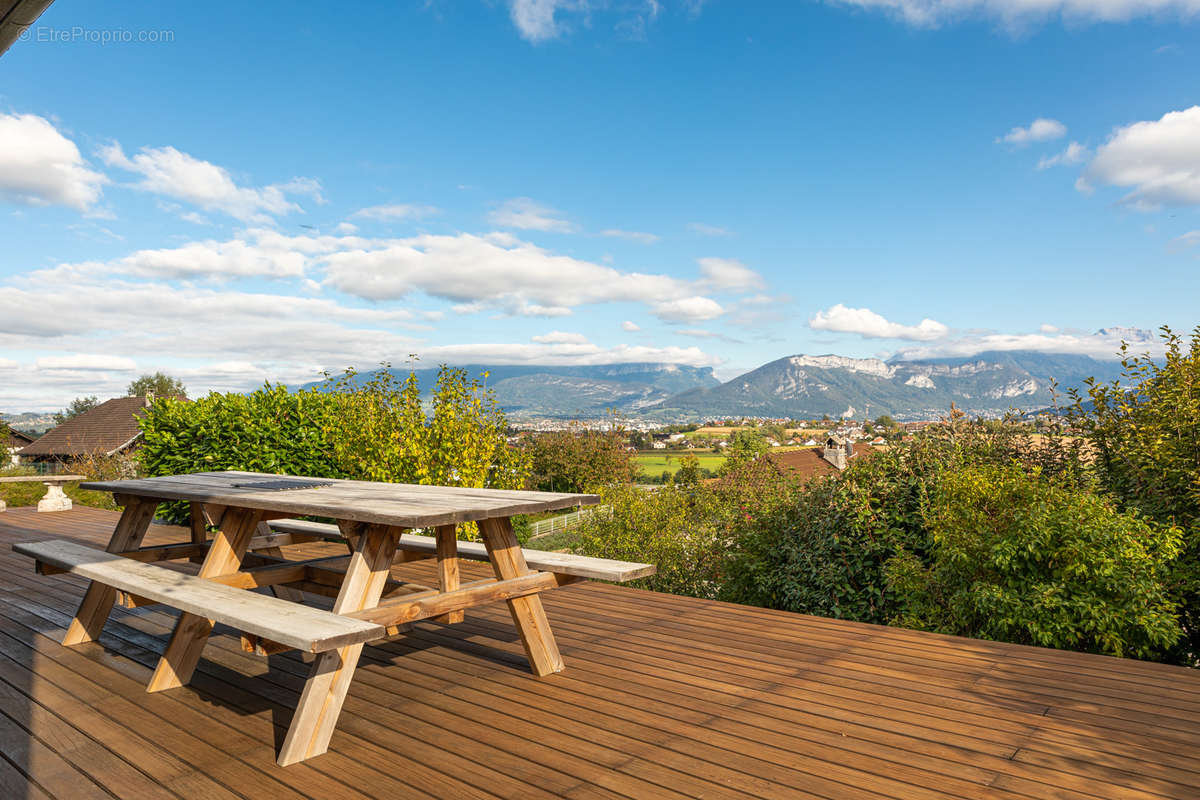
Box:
[266, 518, 656, 582]
[13, 539, 385, 652]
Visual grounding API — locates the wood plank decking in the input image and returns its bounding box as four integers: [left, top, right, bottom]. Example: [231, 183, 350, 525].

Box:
[0, 506, 1198, 799]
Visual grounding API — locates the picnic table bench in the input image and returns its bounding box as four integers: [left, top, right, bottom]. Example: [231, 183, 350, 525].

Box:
[0, 473, 84, 512]
[13, 470, 654, 766]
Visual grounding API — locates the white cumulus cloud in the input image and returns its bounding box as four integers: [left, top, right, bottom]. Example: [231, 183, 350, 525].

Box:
[36, 354, 137, 371]
[829, 0, 1200, 28]
[697, 257, 765, 291]
[532, 330, 590, 344]
[100, 142, 322, 223]
[809, 304, 949, 341]
[687, 222, 732, 236]
[0, 113, 107, 211]
[652, 296, 724, 323]
[1081, 106, 1200, 208]
[507, 0, 660, 42]
[488, 197, 577, 232]
[1037, 141, 1088, 169]
[509, 0, 572, 42]
[621, 320, 641, 332]
[1168, 230, 1200, 252]
[999, 118, 1067, 145]
[322, 231, 703, 316]
[351, 204, 440, 221]
[600, 228, 660, 243]
[894, 327, 1162, 360]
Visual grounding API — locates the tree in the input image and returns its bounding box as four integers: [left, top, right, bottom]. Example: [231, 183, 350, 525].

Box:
[874, 415, 896, 429]
[54, 396, 98, 425]
[674, 453, 702, 487]
[719, 429, 769, 474]
[1067, 325, 1200, 660]
[128, 372, 187, 398]
[761, 423, 788, 443]
[526, 423, 639, 493]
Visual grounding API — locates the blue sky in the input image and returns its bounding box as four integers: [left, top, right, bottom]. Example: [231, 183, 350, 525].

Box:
[1, 0, 1199, 410]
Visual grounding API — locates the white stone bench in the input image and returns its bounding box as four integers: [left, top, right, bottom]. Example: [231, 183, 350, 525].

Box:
[0, 474, 85, 512]
[13, 538, 385, 653]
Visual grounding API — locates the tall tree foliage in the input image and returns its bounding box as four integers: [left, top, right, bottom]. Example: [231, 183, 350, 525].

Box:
[525, 422, 638, 493]
[718, 428, 769, 474]
[54, 396, 98, 425]
[1068, 326, 1200, 660]
[128, 372, 187, 398]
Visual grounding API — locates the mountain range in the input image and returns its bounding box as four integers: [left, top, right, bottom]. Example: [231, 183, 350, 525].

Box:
[655, 351, 1124, 420]
[303, 363, 722, 419]
[312, 351, 1127, 421]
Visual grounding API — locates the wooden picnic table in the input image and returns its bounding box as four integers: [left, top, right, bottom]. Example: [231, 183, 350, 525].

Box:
[13, 470, 654, 766]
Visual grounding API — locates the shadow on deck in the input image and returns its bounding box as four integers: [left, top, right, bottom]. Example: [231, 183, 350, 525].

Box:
[0, 506, 1198, 799]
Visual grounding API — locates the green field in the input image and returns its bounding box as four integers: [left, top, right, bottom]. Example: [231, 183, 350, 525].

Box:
[633, 452, 726, 477]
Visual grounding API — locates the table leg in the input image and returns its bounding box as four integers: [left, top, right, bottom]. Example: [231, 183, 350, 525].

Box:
[147, 507, 262, 692]
[478, 516, 564, 676]
[187, 502, 209, 564]
[63, 498, 158, 646]
[278, 523, 400, 766]
[434, 524, 463, 624]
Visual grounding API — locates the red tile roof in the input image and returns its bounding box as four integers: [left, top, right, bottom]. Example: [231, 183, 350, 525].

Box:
[19, 396, 179, 458]
[765, 445, 876, 480]
[765, 447, 842, 480]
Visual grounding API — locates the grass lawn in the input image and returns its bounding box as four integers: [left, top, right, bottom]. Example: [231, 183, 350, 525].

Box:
[633, 452, 726, 477]
[524, 529, 584, 551]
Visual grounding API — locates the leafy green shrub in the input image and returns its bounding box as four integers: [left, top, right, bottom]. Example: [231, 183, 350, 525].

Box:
[138, 366, 528, 524]
[572, 483, 732, 598]
[722, 414, 1095, 625]
[572, 458, 800, 598]
[885, 463, 1182, 659]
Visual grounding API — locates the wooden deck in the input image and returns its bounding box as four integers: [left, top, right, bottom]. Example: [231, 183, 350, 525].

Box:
[0, 507, 1198, 799]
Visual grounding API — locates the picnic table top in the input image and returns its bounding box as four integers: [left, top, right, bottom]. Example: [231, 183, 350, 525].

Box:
[82, 470, 600, 528]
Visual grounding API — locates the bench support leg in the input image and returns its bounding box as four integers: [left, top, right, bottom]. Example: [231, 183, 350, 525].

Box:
[434, 524, 463, 624]
[278, 523, 400, 766]
[479, 516, 564, 677]
[148, 508, 262, 692]
[63, 498, 158, 646]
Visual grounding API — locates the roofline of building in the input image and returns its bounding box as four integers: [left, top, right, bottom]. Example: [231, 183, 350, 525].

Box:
[0, 0, 56, 58]
[105, 430, 144, 457]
